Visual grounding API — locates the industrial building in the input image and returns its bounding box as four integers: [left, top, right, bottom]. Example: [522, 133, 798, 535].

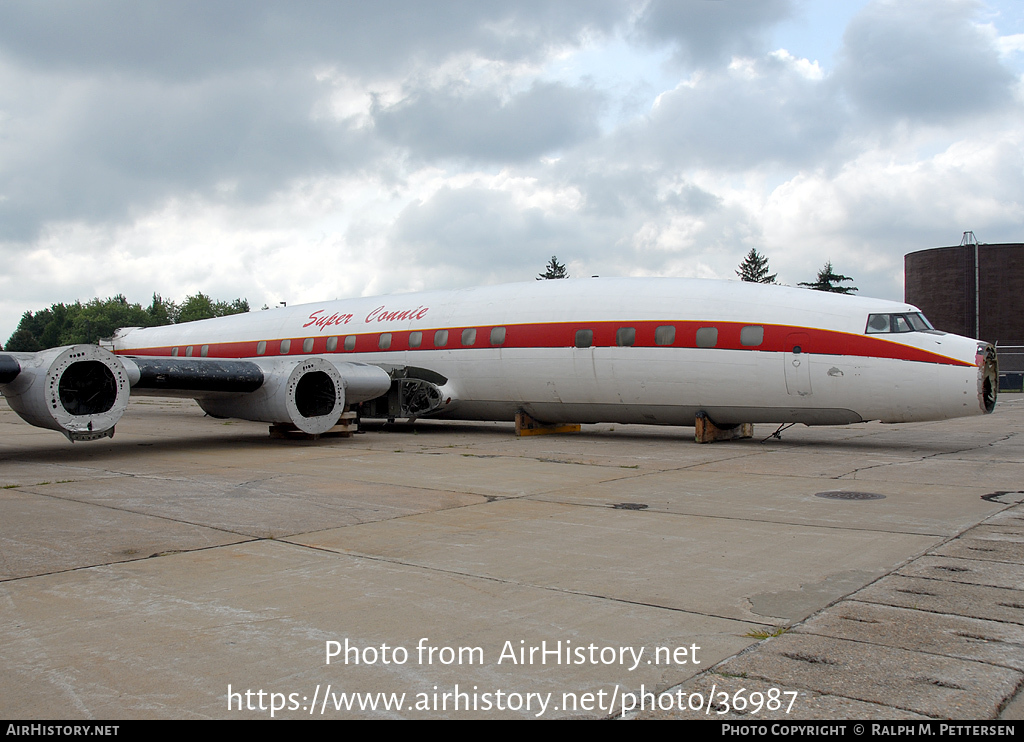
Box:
[905, 235, 1023, 390]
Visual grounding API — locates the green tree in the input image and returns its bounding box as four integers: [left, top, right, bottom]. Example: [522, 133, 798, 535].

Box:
[178, 293, 249, 323]
[69, 295, 153, 345]
[147, 293, 179, 325]
[177, 293, 218, 323]
[799, 261, 857, 294]
[5, 327, 42, 352]
[735, 249, 777, 283]
[216, 298, 250, 316]
[537, 256, 569, 280]
[6, 305, 79, 351]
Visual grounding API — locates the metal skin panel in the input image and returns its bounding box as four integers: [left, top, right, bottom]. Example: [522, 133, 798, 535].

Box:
[107, 277, 994, 428]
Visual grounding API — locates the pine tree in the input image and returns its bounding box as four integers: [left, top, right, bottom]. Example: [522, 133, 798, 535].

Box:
[735, 249, 777, 283]
[798, 261, 857, 294]
[537, 256, 569, 280]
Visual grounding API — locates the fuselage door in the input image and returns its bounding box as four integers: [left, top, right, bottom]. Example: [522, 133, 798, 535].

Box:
[784, 332, 812, 396]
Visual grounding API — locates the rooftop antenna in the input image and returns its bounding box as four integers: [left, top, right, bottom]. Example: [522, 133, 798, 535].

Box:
[960, 231, 980, 339]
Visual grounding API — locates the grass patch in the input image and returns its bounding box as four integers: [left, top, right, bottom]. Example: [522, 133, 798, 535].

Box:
[744, 627, 789, 640]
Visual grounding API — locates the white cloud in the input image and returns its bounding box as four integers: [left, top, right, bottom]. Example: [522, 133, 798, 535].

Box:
[2, 0, 1023, 346]
[996, 32, 1024, 58]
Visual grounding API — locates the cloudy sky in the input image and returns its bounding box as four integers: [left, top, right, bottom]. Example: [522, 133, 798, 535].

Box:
[2, 0, 1023, 342]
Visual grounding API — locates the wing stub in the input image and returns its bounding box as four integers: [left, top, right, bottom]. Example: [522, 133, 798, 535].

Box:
[0, 354, 21, 384]
[128, 357, 264, 393]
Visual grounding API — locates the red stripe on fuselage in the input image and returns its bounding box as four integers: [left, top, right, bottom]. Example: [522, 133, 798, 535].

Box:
[114, 320, 973, 367]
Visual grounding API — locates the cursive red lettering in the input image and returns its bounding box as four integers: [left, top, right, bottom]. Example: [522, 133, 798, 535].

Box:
[304, 309, 353, 331]
[364, 305, 430, 324]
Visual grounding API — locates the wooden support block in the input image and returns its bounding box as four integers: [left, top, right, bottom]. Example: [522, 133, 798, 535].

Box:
[268, 423, 319, 440]
[515, 410, 581, 437]
[269, 411, 360, 440]
[325, 410, 359, 438]
[694, 412, 753, 443]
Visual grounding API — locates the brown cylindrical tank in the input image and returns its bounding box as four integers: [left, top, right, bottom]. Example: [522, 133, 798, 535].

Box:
[905, 243, 1023, 378]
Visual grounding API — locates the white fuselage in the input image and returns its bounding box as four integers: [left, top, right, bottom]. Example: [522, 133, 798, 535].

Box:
[111, 278, 995, 426]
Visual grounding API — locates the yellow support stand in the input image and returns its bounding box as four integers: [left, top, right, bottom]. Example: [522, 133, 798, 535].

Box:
[515, 410, 581, 437]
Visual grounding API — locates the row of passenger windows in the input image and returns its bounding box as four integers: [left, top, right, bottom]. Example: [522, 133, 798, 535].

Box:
[171, 345, 209, 357]
[247, 327, 509, 355]
[172, 324, 767, 357]
[574, 325, 764, 349]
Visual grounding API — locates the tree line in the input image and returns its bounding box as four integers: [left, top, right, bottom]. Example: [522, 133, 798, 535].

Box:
[3, 293, 249, 352]
[735, 249, 856, 293]
[4, 253, 856, 352]
[539, 251, 858, 294]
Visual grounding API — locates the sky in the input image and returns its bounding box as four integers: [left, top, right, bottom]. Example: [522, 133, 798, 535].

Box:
[2, 0, 1023, 343]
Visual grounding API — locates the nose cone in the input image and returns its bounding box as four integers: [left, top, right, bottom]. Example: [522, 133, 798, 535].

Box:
[977, 343, 998, 413]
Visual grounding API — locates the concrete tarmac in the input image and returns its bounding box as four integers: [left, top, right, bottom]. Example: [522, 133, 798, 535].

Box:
[0, 395, 1021, 719]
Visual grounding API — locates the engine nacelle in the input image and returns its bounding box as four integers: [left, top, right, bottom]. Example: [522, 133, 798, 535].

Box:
[0, 345, 132, 441]
[196, 356, 349, 435]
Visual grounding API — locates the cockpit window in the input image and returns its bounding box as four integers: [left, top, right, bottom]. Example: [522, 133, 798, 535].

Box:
[867, 314, 890, 333]
[865, 312, 935, 334]
[906, 313, 932, 331]
[892, 315, 912, 333]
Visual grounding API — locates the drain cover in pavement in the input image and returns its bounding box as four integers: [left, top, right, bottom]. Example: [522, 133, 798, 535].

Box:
[814, 491, 886, 501]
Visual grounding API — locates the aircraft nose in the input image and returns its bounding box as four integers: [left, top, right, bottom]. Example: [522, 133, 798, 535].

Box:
[977, 343, 998, 413]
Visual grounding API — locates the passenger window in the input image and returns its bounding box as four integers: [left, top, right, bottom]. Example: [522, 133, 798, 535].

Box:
[200, 345, 209, 357]
[462, 328, 477, 346]
[343, 336, 356, 351]
[256, 341, 266, 355]
[185, 345, 193, 357]
[303, 338, 314, 353]
[409, 331, 422, 348]
[379, 333, 392, 350]
[616, 328, 635, 347]
[655, 326, 675, 346]
[490, 327, 506, 346]
[326, 336, 338, 352]
[740, 326, 764, 347]
[171, 347, 179, 357]
[575, 329, 593, 348]
[280, 339, 291, 354]
[434, 330, 448, 347]
[695, 327, 718, 348]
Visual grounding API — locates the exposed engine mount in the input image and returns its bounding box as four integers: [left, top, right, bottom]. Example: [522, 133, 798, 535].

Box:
[358, 365, 448, 421]
[978, 343, 998, 414]
[0, 345, 132, 441]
